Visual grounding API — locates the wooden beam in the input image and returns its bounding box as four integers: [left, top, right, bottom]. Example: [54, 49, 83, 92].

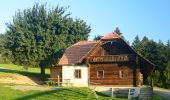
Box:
[89, 54, 136, 63]
[87, 59, 91, 86]
[133, 55, 138, 87]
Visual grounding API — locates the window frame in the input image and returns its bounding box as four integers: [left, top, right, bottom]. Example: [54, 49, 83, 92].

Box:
[119, 70, 128, 78]
[97, 70, 104, 78]
[74, 69, 81, 79]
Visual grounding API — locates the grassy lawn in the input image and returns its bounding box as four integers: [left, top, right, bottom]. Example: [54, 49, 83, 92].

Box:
[0, 64, 50, 83]
[0, 64, 50, 75]
[0, 84, 127, 100]
[153, 93, 168, 100]
[0, 64, 127, 100]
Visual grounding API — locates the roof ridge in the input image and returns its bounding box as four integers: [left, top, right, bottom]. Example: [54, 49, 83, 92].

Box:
[101, 32, 121, 40]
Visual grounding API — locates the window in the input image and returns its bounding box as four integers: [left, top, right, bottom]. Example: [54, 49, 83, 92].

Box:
[119, 70, 128, 78]
[74, 69, 81, 79]
[97, 70, 104, 78]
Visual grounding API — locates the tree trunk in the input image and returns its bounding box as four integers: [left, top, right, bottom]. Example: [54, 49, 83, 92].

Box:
[40, 66, 45, 76]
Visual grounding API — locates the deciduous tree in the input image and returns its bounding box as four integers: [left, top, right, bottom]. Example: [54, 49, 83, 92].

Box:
[5, 3, 91, 76]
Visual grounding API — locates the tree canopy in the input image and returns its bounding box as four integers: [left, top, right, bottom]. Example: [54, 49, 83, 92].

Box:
[114, 27, 123, 35]
[4, 3, 91, 75]
[132, 35, 170, 88]
[93, 35, 102, 40]
[93, 27, 123, 40]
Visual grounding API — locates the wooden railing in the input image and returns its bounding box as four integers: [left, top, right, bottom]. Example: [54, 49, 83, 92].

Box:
[46, 77, 73, 87]
[88, 54, 136, 63]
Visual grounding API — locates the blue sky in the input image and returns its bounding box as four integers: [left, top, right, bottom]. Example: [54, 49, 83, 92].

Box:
[0, 0, 170, 44]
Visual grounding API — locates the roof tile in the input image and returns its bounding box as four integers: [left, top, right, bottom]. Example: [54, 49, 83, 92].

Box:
[58, 41, 98, 65]
[101, 32, 121, 40]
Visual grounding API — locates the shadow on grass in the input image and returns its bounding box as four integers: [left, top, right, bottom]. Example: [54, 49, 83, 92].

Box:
[14, 89, 64, 100]
[14, 88, 110, 100]
[0, 68, 49, 85]
[96, 92, 110, 97]
[66, 88, 88, 96]
[66, 88, 110, 97]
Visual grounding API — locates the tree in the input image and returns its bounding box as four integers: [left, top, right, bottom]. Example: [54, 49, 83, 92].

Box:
[157, 40, 166, 69]
[0, 34, 4, 54]
[93, 35, 102, 40]
[165, 40, 170, 61]
[0, 34, 4, 63]
[114, 27, 123, 35]
[140, 37, 159, 65]
[0, 34, 12, 63]
[164, 61, 170, 88]
[131, 35, 142, 54]
[132, 34, 170, 88]
[5, 3, 91, 76]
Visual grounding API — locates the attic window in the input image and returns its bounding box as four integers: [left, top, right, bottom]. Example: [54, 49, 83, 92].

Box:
[97, 70, 104, 78]
[74, 69, 81, 79]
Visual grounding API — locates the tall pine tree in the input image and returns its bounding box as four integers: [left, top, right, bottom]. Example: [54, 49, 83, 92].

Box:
[132, 35, 142, 54]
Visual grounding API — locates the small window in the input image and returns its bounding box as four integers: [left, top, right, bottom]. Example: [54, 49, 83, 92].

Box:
[119, 70, 128, 78]
[74, 69, 81, 79]
[97, 70, 104, 78]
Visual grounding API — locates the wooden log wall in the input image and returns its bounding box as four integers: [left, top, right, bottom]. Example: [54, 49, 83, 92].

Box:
[50, 67, 62, 78]
[89, 63, 141, 86]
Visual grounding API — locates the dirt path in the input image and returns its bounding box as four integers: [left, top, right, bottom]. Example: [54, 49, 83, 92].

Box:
[154, 88, 170, 100]
[0, 74, 40, 85]
[0, 67, 43, 85]
[0, 67, 55, 91]
[5, 85, 53, 91]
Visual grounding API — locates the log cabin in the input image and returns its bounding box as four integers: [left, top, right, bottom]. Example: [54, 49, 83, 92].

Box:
[50, 32, 155, 88]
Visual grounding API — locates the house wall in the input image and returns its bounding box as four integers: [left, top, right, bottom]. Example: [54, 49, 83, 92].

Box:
[62, 65, 88, 87]
[89, 63, 140, 86]
[50, 67, 62, 78]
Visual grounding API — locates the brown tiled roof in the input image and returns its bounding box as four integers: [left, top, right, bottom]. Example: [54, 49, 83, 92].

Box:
[59, 32, 155, 68]
[101, 32, 121, 40]
[58, 41, 98, 65]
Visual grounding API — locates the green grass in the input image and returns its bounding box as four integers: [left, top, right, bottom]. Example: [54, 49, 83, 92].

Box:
[153, 93, 167, 100]
[0, 64, 50, 75]
[0, 64, 50, 81]
[0, 84, 126, 100]
[0, 64, 127, 100]
[0, 84, 37, 100]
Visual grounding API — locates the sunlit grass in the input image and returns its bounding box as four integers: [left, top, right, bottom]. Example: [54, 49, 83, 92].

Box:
[0, 84, 127, 100]
[0, 64, 50, 75]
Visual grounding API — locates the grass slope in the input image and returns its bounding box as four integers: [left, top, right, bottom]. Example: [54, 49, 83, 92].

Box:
[0, 64, 50, 74]
[0, 84, 126, 100]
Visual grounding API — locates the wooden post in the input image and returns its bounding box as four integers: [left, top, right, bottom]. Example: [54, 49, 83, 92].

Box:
[133, 55, 138, 87]
[111, 88, 116, 98]
[57, 75, 60, 86]
[150, 73, 154, 87]
[86, 58, 90, 86]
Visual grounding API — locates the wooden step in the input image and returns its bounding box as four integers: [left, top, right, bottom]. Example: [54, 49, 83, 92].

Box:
[139, 87, 153, 100]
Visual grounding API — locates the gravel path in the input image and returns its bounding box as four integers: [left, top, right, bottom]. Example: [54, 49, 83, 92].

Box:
[154, 88, 170, 100]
